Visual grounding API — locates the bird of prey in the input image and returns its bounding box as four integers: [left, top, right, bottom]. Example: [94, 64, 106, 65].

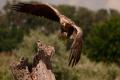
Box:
[12, 2, 83, 67]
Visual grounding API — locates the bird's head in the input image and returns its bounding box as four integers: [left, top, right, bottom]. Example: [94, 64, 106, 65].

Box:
[60, 15, 71, 26]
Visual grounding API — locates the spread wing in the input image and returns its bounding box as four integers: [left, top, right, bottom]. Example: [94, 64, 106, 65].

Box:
[68, 28, 83, 67]
[12, 2, 61, 22]
[12, 2, 83, 67]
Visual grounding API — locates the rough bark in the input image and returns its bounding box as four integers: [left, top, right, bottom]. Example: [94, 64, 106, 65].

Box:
[10, 40, 56, 80]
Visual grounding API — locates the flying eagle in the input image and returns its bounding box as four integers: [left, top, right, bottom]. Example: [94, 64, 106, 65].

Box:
[12, 2, 83, 67]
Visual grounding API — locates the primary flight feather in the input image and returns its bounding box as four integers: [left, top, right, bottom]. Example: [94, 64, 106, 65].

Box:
[12, 2, 83, 66]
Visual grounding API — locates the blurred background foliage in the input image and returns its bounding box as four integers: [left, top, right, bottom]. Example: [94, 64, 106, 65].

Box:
[0, 1, 120, 80]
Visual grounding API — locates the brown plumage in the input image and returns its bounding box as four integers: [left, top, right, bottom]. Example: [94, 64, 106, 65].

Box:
[12, 2, 83, 67]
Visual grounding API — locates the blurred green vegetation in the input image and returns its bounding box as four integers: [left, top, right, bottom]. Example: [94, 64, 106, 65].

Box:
[0, 1, 120, 80]
[0, 26, 23, 51]
[85, 16, 120, 63]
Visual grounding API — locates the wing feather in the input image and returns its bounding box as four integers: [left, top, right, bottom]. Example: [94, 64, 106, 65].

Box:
[12, 2, 83, 67]
[68, 32, 83, 67]
[12, 2, 61, 21]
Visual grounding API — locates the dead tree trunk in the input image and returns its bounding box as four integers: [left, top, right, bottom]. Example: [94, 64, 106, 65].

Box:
[10, 40, 56, 80]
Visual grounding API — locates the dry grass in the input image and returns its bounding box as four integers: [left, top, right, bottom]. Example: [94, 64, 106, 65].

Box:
[0, 52, 18, 80]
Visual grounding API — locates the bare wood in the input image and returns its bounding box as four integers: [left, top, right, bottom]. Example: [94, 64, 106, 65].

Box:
[10, 40, 56, 80]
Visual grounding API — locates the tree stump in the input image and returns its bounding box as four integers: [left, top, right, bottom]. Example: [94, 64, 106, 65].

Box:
[10, 40, 56, 80]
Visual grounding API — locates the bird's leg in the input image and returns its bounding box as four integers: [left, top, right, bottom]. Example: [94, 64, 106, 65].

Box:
[70, 30, 76, 39]
[66, 26, 74, 39]
[58, 27, 67, 40]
